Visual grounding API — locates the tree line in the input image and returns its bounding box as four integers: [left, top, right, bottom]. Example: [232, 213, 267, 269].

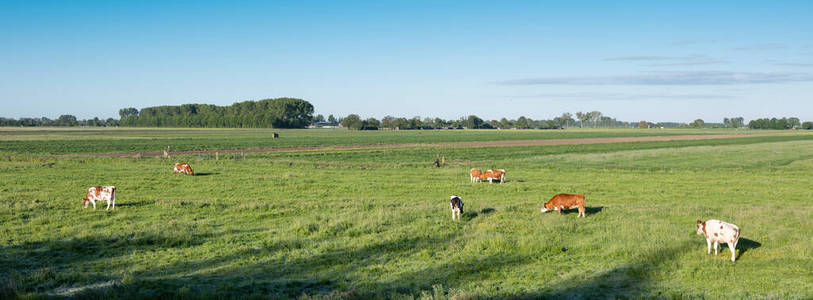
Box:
[2, 103, 812, 130]
[0, 115, 120, 127]
[747, 117, 807, 129]
[337, 111, 637, 130]
[118, 98, 314, 128]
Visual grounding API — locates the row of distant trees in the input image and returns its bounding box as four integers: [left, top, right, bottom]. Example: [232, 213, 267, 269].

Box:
[118, 98, 314, 128]
[336, 111, 648, 130]
[2, 104, 811, 130]
[334, 113, 813, 131]
[0, 115, 120, 127]
[748, 117, 811, 130]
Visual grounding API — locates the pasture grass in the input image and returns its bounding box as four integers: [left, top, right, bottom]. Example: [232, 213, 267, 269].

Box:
[0, 127, 781, 155]
[0, 129, 811, 299]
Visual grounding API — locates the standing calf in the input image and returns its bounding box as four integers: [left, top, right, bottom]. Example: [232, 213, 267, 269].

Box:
[83, 186, 116, 210]
[696, 219, 741, 262]
[540, 193, 586, 217]
[450, 195, 464, 221]
[470, 169, 482, 182]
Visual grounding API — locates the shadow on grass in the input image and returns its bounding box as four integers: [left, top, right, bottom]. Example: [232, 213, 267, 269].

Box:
[0, 233, 207, 297]
[736, 237, 762, 260]
[505, 240, 696, 299]
[193, 172, 218, 176]
[4, 229, 520, 299]
[463, 207, 495, 220]
[3, 223, 699, 299]
[548, 206, 604, 216]
[114, 200, 154, 208]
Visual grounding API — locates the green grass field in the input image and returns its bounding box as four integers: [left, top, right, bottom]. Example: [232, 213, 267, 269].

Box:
[1, 128, 811, 299]
[0, 127, 764, 155]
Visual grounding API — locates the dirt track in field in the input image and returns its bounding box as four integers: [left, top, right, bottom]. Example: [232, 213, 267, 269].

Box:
[67, 133, 781, 157]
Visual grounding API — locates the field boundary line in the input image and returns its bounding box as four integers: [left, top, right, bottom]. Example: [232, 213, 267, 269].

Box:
[55, 133, 792, 157]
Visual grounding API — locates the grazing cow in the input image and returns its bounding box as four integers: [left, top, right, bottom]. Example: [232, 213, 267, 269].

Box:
[479, 169, 505, 184]
[491, 169, 505, 183]
[173, 163, 194, 176]
[83, 186, 116, 210]
[470, 169, 483, 182]
[450, 195, 464, 221]
[540, 193, 586, 217]
[696, 219, 741, 262]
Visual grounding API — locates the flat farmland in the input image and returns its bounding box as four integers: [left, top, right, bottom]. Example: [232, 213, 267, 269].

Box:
[1, 128, 811, 299]
[0, 127, 771, 155]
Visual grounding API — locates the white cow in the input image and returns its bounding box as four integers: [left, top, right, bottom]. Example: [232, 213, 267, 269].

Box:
[696, 219, 741, 262]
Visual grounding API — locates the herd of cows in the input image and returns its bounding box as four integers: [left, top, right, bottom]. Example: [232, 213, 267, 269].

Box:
[458, 168, 742, 262]
[80, 162, 743, 262]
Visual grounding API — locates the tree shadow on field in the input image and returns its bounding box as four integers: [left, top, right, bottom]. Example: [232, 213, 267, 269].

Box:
[2, 229, 535, 299]
[0, 233, 206, 296]
[736, 238, 762, 260]
[506, 240, 696, 299]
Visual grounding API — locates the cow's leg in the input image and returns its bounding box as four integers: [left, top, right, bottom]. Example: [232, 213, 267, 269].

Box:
[105, 199, 110, 210]
[91, 199, 96, 210]
[556, 207, 561, 215]
[706, 239, 711, 254]
[713, 241, 719, 255]
[729, 243, 736, 262]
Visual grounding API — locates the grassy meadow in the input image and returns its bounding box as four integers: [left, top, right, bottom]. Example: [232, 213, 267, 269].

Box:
[0, 127, 761, 155]
[1, 128, 812, 299]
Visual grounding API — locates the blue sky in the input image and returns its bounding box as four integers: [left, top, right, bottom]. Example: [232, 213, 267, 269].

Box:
[1, 1, 812, 122]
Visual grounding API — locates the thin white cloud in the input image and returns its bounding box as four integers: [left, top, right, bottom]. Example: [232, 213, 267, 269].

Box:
[647, 60, 726, 67]
[767, 60, 813, 67]
[605, 55, 726, 66]
[496, 71, 813, 85]
[502, 92, 735, 101]
[731, 43, 788, 51]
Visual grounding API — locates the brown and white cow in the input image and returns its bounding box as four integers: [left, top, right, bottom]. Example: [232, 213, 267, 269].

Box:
[83, 186, 116, 210]
[173, 163, 194, 176]
[696, 219, 741, 262]
[470, 169, 482, 182]
[450, 195, 464, 221]
[479, 169, 506, 184]
[540, 193, 586, 217]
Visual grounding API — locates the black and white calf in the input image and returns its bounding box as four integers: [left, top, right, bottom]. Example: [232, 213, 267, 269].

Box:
[450, 195, 464, 221]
